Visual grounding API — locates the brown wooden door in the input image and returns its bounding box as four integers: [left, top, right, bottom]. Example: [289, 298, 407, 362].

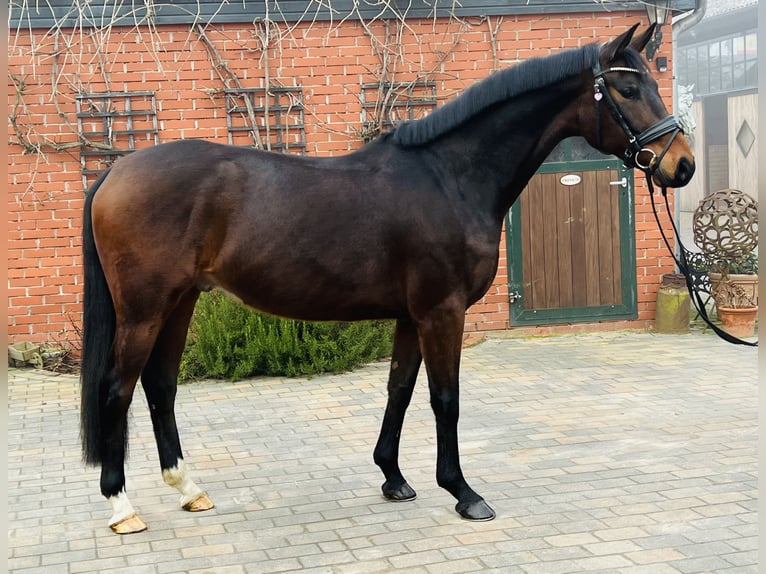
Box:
[507, 161, 637, 325]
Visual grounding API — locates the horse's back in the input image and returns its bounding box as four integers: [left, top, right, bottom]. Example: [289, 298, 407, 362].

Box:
[89, 138, 494, 322]
[90, 139, 406, 319]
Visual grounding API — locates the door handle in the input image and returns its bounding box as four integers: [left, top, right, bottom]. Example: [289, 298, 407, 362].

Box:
[609, 177, 628, 188]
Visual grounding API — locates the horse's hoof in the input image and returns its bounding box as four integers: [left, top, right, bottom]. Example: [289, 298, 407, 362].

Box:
[381, 481, 417, 502]
[109, 514, 147, 534]
[182, 492, 215, 512]
[455, 499, 496, 521]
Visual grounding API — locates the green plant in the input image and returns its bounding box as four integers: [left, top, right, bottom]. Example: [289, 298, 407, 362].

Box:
[179, 291, 394, 381]
[730, 251, 758, 275]
[711, 249, 758, 275]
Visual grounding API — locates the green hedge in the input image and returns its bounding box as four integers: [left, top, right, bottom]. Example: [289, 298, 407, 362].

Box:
[179, 291, 394, 381]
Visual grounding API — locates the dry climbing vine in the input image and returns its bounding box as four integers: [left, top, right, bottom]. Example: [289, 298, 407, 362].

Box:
[9, 0, 484, 165]
[9, 0, 554, 198]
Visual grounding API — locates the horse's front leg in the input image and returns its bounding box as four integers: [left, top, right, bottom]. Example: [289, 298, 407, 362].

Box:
[418, 305, 496, 521]
[374, 317, 422, 501]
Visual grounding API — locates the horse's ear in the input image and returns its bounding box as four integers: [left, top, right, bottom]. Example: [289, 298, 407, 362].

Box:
[630, 23, 657, 54]
[602, 23, 640, 62]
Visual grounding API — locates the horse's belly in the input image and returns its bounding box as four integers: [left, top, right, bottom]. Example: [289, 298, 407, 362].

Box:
[208, 264, 403, 322]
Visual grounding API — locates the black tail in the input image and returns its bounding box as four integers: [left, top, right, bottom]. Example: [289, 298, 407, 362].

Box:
[80, 169, 115, 465]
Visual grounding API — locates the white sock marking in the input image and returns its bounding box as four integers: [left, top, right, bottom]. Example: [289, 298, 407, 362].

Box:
[107, 490, 137, 526]
[162, 459, 203, 507]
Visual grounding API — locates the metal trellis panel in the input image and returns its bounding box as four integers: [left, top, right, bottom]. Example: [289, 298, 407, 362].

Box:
[76, 91, 159, 187]
[225, 86, 306, 153]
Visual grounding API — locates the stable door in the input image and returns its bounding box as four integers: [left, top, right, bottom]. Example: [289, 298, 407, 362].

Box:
[506, 153, 637, 326]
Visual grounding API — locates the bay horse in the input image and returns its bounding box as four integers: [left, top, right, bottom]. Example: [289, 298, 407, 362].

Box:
[81, 24, 694, 533]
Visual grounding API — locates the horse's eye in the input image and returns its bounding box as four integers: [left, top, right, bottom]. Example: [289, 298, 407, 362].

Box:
[619, 86, 639, 100]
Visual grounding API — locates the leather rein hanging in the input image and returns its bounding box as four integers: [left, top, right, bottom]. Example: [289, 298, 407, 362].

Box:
[592, 60, 758, 347]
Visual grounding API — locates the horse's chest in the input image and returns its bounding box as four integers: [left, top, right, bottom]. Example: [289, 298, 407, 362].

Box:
[467, 251, 500, 302]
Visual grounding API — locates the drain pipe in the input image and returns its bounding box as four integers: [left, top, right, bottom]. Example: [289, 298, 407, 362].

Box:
[672, 0, 707, 37]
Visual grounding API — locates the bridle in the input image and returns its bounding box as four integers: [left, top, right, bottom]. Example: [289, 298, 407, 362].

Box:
[591, 55, 757, 347]
[591, 58, 682, 182]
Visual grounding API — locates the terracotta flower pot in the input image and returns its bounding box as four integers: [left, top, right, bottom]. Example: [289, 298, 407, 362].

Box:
[717, 306, 758, 338]
[709, 272, 758, 306]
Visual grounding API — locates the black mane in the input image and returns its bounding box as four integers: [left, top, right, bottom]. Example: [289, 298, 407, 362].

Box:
[391, 42, 602, 147]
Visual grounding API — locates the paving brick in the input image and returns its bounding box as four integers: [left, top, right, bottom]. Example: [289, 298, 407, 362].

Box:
[722, 550, 759, 567]
[243, 557, 302, 573]
[189, 567, 245, 574]
[12, 565, 69, 574]
[626, 547, 687, 564]
[572, 554, 635, 570]
[388, 549, 446, 569]
[425, 557, 484, 573]
[727, 535, 758, 552]
[533, 545, 591, 562]
[8, 332, 756, 573]
[618, 566, 683, 574]
[180, 543, 236, 559]
[583, 540, 643, 555]
[7, 556, 41, 570]
[673, 556, 738, 573]
[297, 548, 356, 568]
[543, 532, 600, 547]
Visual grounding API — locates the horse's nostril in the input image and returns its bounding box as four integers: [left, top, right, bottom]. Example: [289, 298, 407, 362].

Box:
[676, 157, 695, 185]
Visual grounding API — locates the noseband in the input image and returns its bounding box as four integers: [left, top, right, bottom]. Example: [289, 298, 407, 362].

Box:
[591, 59, 682, 182]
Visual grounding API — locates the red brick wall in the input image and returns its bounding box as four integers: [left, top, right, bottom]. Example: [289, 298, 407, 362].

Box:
[7, 12, 677, 345]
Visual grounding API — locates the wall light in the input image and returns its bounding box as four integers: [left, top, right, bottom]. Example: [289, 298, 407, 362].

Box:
[645, 0, 671, 61]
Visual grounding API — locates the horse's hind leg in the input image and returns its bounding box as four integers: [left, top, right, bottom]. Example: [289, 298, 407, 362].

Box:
[140, 290, 214, 513]
[373, 317, 422, 501]
[101, 321, 162, 534]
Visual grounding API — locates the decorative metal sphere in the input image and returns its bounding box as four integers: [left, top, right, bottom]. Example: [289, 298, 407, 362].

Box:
[692, 188, 758, 260]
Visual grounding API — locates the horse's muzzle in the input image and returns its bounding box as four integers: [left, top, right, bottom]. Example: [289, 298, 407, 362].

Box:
[656, 155, 695, 188]
[675, 156, 696, 186]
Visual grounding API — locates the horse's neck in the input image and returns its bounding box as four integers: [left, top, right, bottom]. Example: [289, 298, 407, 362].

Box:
[432, 77, 584, 219]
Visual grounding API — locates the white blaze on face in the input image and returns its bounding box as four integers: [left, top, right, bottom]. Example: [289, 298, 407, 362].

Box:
[162, 459, 203, 507]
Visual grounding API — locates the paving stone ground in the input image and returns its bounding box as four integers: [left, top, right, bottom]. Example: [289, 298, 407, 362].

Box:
[7, 331, 758, 573]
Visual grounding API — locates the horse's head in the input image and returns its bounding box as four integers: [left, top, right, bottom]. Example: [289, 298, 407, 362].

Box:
[585, 24, 695, 188]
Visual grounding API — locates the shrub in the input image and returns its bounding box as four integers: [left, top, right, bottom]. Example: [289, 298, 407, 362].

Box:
[179, 291, 394, 381]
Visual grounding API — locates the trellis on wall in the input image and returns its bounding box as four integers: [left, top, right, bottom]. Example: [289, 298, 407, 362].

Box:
[360, 81, 437, 142]
[76, 91, 159, 187]
[225, 86, 306, 153]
